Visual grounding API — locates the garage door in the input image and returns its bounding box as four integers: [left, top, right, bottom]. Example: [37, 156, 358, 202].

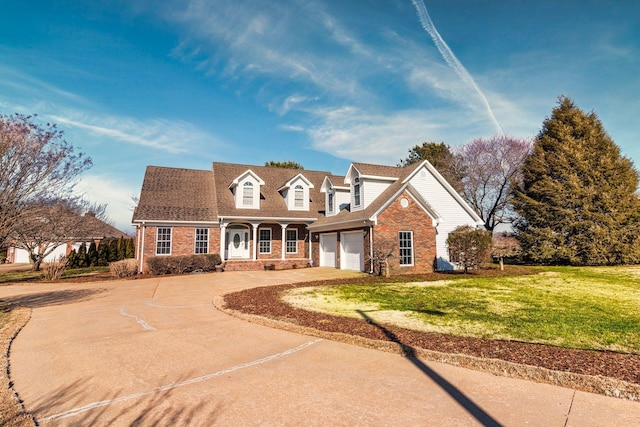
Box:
[341, 232, 364, 271]
[319, 234, 337, 268]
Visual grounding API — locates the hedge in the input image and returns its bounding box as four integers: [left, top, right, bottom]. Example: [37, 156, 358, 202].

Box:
[146, 254, 222, 275]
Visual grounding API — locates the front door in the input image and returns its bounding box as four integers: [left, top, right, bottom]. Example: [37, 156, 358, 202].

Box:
[227, 228, 250, 258]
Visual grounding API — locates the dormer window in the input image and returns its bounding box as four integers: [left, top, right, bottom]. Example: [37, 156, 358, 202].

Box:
[354, 177, 361, 207]
[278, 173, 313, 211]
[242, 182, 254, 207]
[328, 191, 334, 213]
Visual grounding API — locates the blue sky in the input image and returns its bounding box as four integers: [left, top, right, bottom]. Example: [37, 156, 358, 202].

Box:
[1, 0, 638, 232]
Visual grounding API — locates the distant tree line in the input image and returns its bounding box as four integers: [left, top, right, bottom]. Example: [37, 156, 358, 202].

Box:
[67, 237, 135, 268]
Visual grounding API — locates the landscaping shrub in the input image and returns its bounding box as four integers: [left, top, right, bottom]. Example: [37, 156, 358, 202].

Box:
[146, 254, 222, 275]
[109, 259, 138, 278]
[43, 256, 68, 281]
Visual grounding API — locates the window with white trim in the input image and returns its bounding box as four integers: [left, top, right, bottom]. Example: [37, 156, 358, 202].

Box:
[286, 229, 298, 254]
[195, 228, 208, 254]
[259, 228, 271, 254]
[294, 185, 304, 208]
[328, 191, 334, 213]
[242, 182, 254, 207]
[398, 231, 413, 266]
[156, 227, 172, 255]
[354, 177, 361, 206]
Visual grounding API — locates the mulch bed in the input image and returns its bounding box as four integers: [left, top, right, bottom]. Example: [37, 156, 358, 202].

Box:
[222, 272, 640, 398]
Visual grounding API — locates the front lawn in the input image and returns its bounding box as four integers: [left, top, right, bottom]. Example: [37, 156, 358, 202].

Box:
[284, 266, 640, 354]
[0, 266, 110, 284]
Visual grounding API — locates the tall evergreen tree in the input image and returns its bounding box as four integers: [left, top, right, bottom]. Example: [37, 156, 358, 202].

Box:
[108, 239, 118, 262]
[76, 243, 88, 268]
[117, 237, 126, 261]
[97, 239, 110, 266]
[87, 241, 98, 267]
[512, 96, 640, 265]
[125, 238, 135, 259]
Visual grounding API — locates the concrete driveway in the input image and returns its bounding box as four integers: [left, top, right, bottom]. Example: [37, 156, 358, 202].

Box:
[0, 268, 638, 426]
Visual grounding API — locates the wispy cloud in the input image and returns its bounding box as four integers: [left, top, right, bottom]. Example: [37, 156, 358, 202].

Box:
[410, 0, 503, 134]
[47, 111, 205, 154]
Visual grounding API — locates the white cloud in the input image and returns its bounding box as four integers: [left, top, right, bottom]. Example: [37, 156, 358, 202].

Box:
[47, 112, 202, 154]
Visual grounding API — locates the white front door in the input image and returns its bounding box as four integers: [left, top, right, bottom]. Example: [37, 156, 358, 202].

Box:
[319, 233, 337, 268]
[341, 231, 364, 271]
[227, 228, 250, 258]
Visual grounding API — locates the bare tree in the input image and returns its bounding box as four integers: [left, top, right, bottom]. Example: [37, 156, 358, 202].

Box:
[0, 114, 92, 248]
[367, 237, 396, 277]
[491, 232, 521, 271]
[458, 135, 531, 231]
[12, 199, 108, 271]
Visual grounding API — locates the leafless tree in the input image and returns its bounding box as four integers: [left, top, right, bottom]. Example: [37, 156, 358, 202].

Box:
[13, 199, 108, 271]
[0, 114, 92, 248]
[492, 232, 521, 271]
[457, 135, 531, 231]
[368, 236, 396, 277]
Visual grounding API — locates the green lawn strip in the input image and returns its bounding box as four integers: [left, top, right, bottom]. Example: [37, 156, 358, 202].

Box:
[0, 266, 109, 284]
[302, 266, 640, 354]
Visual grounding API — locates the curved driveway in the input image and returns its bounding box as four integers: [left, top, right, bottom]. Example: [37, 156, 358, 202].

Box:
[1, 268, 638, 426]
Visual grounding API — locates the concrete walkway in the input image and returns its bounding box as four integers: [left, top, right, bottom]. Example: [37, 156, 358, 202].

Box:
[0, 268, 638, 426]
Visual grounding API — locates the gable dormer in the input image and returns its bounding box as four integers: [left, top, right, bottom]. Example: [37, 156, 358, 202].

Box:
[229, 169, 265, 209]
[344, 164, 397, 211]
[320, 176, 349, 217]
[278, 173, 314, 211]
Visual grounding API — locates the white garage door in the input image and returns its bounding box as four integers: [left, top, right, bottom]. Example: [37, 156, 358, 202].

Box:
[319, 234, 337, 268]
[341, 232, 364, 271]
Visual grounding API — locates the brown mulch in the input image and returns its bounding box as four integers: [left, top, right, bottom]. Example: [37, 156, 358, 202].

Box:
[221, 271, 640, 400]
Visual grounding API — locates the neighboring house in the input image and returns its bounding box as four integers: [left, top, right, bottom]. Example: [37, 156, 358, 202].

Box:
[132, 161, 483, 275]
[6, 212, 131, 264]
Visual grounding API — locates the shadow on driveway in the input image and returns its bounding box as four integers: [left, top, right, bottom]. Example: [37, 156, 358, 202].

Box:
[357, 310, 503, 427]
[1, 288, 107, 308]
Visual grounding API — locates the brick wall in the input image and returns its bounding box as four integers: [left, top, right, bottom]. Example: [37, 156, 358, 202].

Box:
[375, 191, 436, 274]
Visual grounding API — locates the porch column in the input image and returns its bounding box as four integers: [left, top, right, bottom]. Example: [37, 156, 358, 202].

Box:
[280, 223, 288, 260]
[219, 223, 227, 261]
[250, 222, 260, 261]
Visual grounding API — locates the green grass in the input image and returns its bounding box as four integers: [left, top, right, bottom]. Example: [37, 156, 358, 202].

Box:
[290, 266, 640, 354]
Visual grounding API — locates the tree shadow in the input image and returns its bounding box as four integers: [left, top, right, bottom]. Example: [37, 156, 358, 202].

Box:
[26, 371, 222, 426]
[357, 310, 503, 427]
[1, 288, 107, 308]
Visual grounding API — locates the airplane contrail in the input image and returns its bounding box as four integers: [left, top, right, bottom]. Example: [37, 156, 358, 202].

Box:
[411, 0, 504, 134]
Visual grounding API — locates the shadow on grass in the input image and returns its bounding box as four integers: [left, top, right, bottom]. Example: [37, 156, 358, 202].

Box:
[1, 288, 107, 308]
[357, 310, 503, 427]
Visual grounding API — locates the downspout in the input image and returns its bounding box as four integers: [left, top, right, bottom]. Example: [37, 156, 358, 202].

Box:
[369, 225, 374, 274]
[139, 223, 146, 274]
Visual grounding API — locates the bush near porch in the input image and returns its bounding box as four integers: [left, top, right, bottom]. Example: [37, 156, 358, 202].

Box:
[146, 254, 222, 275]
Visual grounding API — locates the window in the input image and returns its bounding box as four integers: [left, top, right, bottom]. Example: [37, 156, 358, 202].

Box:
[354, 177, 361, 206]
[259, 228, 272, 254]
[286, 229, 298, 254]
[328, 192, 334, 213]
[294, 185, 304, 208]
[243, 182, 254, 206]
[195, 228, 208, 254]
[398, 231, 413, 266]
[156, 227, 172, 255]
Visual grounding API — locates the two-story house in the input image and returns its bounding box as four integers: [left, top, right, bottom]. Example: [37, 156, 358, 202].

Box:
[132, 160, 483, 274]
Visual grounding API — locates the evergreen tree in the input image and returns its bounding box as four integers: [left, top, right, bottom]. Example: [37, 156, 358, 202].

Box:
[76, 243, 88, 268]
[117, 237, 126, 261]
[87, 241, 98, 267]
[512, 96, 640, 265]
[125, 238, 135, 259]
[108, 239, 118, 262]
[67, 249, 78, 269]
[97, 239, 110, 266]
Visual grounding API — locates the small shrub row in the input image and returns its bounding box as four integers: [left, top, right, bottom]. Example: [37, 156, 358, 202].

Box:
[110, 259, 139, 278]
[146, 254, 222, 275]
